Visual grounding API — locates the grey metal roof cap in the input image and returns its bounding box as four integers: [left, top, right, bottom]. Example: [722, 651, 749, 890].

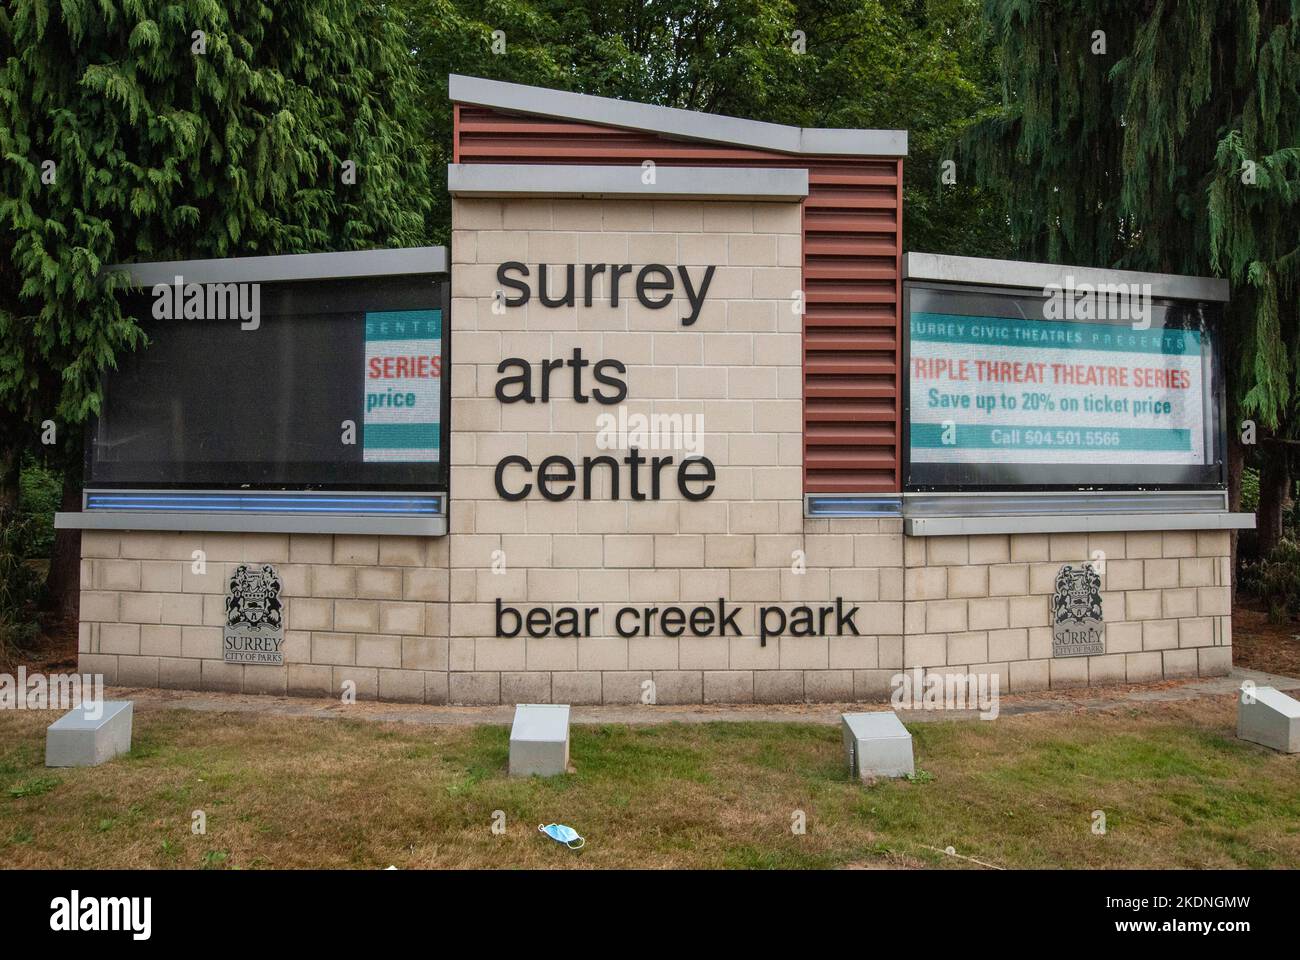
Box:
[110, 246, 448, 286]
[447, 163, 809, 200]
[449, 74, 908, 158]
[904, 252, 1229, 302]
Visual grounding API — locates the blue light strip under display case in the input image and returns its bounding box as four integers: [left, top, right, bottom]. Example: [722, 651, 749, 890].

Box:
[58, 490, 446, 536]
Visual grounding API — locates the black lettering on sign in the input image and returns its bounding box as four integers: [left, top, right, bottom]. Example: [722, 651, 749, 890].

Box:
[494, 262, 717, 326]
[497, 261, 531, 306]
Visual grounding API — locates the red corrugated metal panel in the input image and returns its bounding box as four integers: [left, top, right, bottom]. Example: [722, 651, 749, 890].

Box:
[456, 105, 902, 493]
[801, 158, 901, 493]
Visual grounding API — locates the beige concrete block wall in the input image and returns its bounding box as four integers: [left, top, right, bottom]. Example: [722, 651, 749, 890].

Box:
[78, 523, 1231, 703]
[79, 530, 451, 703]
[901, 529, 1233, 693]
[446, 197, 902, 705]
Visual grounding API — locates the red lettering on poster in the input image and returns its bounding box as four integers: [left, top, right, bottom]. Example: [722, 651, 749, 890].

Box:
[367, 356, 443, 379]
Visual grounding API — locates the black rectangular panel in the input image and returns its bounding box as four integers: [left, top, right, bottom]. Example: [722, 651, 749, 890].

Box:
[88, 275, 449, 490]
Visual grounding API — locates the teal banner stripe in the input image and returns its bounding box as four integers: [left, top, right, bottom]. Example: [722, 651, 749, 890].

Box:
[911, 312, 1202, 356]
[365, 309, 442, 341]
[362, 423, 441, 449]
[912, 423, 1192, 452]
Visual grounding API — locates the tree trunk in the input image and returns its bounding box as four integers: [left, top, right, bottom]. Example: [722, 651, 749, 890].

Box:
[0, 444, 18, 517]
[1227, 428, 1245, 602]
[44, 468, 82, 620]
[1256, 443, 1291, 557]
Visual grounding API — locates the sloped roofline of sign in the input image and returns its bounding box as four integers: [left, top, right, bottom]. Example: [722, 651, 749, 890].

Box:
[448, 74, 908, 158]
[905, 252, 1230, 302]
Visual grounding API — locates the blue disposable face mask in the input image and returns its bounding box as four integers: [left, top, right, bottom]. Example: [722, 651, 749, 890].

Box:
[539, 823, 585, 849]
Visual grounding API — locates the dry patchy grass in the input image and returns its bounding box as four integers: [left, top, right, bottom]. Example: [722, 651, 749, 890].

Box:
[0, 695, 1297, 869]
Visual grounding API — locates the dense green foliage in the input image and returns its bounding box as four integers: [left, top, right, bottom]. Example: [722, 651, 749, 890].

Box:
[17, 454, 57, 557]
[963, 1, 1300, 436]
[0, 504, 43, 654]
[398, 0, 1012, 257]
[1239, 538, 1300, 622]
[0, 0, 436, 483]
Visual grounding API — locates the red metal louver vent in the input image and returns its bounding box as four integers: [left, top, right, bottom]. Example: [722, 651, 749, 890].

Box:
[454, 103, 903, 493]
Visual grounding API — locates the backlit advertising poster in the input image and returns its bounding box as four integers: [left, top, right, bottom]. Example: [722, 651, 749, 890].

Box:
[362, 309, 443, 463]
[909, 313, 1205, 465]
[904, 283, 1224, 490]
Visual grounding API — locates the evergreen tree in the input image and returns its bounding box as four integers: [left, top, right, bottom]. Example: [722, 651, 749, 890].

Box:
[398, 0, 1013, 257]
[0, 0, 434, 613]
[962, 1, 1300, 551]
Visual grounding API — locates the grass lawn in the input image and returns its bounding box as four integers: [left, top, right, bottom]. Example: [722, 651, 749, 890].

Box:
[1, 695, 1297, 869]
